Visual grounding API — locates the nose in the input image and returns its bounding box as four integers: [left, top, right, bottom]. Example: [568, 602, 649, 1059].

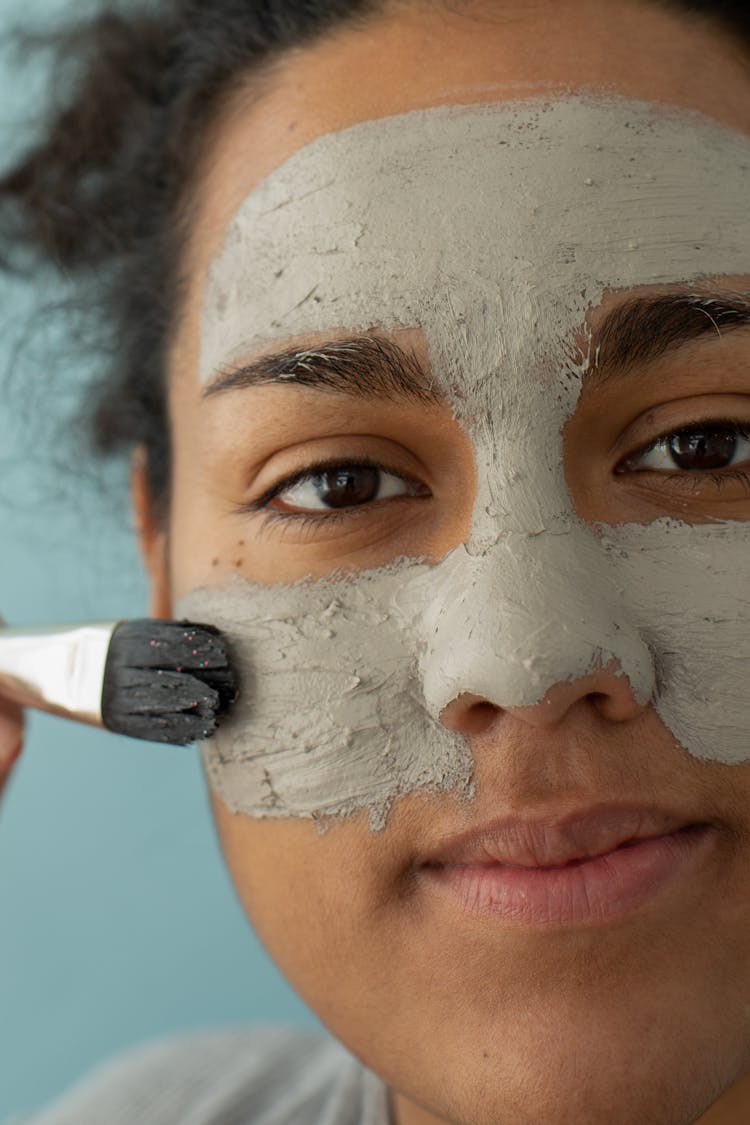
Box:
[439, 659, 648, 736]
[410, 537, 655, 727]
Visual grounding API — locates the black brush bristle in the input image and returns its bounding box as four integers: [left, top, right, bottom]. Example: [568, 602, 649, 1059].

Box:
[101, 621, 238, 745]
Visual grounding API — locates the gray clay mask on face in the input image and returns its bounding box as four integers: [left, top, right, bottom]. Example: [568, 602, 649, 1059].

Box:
[178, 96, 750, 829]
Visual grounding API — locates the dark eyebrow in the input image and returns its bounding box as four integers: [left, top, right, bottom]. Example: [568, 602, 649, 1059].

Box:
[588, 292, 750, 382]
[204, 294, 750, 401]
[203, 334, 442, 405]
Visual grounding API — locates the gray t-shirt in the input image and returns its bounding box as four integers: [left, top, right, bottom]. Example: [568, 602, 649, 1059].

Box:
[10, 1030, 391, 1125]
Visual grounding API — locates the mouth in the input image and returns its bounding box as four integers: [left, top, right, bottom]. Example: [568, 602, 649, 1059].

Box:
[420, 804, 719, 927]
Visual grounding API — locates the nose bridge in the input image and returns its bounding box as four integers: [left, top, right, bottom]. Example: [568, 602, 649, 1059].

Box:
[412, 527, 655, 722]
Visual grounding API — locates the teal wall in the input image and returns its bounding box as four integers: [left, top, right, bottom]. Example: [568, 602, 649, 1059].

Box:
[0, 2, 314, 1117]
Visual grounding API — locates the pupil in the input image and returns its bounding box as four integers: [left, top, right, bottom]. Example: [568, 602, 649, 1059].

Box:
[314, 466, 380, 508]
[669, 427, 737, 472]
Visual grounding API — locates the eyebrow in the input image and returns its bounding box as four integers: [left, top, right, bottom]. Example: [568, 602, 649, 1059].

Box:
[587, 292, 750, 382]
[203, 335, 442, 404]
[202, 292, 750, 402]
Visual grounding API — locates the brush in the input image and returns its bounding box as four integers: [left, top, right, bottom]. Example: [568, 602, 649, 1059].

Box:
[0, 620, 237, 745]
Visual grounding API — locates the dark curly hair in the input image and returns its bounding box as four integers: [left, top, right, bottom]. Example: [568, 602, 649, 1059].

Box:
[1, 0, 749, 518]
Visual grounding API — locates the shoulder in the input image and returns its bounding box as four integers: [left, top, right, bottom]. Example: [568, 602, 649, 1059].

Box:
[16, 1028, 387, 1125]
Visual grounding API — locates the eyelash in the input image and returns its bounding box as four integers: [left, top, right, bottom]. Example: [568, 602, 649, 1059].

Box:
[238, 456, 425, 529]
[618, 416, 750, 494]
[240, 418, 750, 531]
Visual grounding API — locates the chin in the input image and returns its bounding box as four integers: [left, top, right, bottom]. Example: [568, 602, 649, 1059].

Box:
[392, 1051, 733, 1125]
[362, 990, 750, 1125]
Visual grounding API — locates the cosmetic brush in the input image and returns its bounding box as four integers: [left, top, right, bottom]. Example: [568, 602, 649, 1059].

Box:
[0, 620, 237, 745]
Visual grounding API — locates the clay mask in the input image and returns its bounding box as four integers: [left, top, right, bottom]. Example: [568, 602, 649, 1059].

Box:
[178, 96, 750, 828]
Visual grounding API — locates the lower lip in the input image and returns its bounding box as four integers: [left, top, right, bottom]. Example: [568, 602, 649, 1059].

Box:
[423, 825, 717, 927]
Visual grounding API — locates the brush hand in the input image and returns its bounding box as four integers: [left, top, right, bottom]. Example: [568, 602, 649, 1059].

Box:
[0, 697, 23, 800]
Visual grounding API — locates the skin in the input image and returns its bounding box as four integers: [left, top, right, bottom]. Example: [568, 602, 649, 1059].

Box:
[6, 0, 750, 1122]
[0, 701, 23, 798]
[155, 1, 750, 1122]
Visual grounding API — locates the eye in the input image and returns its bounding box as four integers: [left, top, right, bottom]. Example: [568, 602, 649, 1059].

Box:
[264, 460, 428, 514]
[618, 422, 750, 475]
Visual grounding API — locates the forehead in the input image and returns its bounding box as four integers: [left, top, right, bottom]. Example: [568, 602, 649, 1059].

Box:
[200, 97, 750, 386]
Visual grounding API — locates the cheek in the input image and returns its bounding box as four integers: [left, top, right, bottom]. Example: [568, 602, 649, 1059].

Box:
[210, 795, 410, 1000]
[176, 567, 474, 827]
[604, 519, 750, 764]
[214, 806, 356, 999]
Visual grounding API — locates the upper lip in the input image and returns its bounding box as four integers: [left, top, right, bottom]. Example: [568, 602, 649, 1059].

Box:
[422, 804, 708, 870]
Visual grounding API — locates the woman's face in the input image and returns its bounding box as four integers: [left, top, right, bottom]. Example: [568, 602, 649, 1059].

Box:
[139, 1, 750, 1122]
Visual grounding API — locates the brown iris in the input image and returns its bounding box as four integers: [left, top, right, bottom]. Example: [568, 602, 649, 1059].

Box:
[310, 466, 381, 508]
[668, 426, 740, 472]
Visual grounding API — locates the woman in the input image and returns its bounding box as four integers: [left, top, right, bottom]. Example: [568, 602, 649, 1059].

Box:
[3, 0, 750, 1121]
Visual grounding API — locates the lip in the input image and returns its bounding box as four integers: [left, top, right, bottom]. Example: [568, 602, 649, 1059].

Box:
[420, 804, 719, 927]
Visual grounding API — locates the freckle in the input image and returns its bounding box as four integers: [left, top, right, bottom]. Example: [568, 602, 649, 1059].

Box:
[288, 120, 298, 132]
[238, 539, 245, 547]
[211, 558, 219, 567]
[233, 559, 244, 568]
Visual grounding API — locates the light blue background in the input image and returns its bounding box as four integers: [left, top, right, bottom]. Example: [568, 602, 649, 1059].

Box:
[0, 1, 315, 1117]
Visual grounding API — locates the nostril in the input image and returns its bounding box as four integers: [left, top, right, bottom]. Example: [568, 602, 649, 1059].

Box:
[440, 696, 501, 734]
[470, 702, 501, 731]
[588, 683, 647, 723]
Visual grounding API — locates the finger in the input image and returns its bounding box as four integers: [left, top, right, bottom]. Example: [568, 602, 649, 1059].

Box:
[0, 697, 24, 782]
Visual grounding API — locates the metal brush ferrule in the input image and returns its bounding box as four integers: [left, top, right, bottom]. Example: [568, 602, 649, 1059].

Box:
[0, 623, 117, 726]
